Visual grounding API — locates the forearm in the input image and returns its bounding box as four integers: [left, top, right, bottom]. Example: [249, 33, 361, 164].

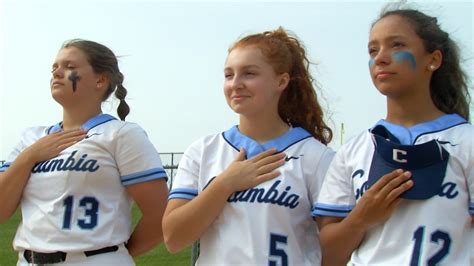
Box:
[127, 215, 163, 257]
[0, 152, 35, 223]
[320, 216, 368, 266]
[163, 178, 233, 253]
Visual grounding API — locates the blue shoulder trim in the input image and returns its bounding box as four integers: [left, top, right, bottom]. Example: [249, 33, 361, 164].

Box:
[48, 114, 118, 134]
[373, 114, 468, 145]
[0, 162, 11, 172]
[121, 167, 168, 186]
[46, 125, 55, 134]
[222, 125, 312, 159]
[312, 203, 354, 217]
[168, 188, 198, 200]
[48, 122, 63, 134]
[82, 114, 117, 131]
[469, 203, 474, 215]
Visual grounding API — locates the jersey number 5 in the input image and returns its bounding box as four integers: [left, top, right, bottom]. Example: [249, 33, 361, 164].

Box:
[269, 233, 288, 266]
[62, 195, 99, 230]
[410, 226, 451, 266]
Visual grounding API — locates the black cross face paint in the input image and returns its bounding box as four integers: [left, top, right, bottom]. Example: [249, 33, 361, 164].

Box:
[68, 71, 81, 92]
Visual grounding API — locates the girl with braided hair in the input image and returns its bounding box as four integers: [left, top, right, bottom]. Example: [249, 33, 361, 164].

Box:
[0, 39, 168, 265]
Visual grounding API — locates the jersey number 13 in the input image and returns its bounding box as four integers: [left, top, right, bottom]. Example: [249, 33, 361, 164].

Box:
[62, 195, 99, 230]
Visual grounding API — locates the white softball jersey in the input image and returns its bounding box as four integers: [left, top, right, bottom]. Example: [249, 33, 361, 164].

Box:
[0, 114, 168, 253]
[169, 126, 334, 265]
[315, 114, 474, 265]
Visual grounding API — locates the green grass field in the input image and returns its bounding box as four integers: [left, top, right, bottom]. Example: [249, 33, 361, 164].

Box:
[0, 206, 191, 265]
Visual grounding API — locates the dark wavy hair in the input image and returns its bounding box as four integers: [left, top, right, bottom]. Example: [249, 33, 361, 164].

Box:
[374, 9, 471, 120]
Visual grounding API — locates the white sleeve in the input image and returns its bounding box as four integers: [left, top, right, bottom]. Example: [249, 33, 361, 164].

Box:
[314, 146, 356, 217]
[114, 123, 168, 186]
[307, 146, 335, 217]
[168, 139, 202, 201]
[0, 141, 25, 172]
[0, 127, 39, 172]
[468, 129, 474, 216]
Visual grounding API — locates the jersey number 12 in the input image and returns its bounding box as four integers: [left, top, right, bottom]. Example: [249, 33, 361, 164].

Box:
[410, 226, 451, 266]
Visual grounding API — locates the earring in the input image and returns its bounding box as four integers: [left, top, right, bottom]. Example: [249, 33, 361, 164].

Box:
[430, 65, 436, 70]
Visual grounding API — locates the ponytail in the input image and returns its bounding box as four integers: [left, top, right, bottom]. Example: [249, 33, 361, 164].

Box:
[115, 84, 130, 121]
[229, 27, 333, 144]
[62, 39, 132, 121]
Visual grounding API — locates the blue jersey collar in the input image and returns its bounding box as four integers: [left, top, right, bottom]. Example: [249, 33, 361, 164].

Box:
[222, 125, 312, 159]
[372, 114, 467, 145]
[47, 113, 118, 134]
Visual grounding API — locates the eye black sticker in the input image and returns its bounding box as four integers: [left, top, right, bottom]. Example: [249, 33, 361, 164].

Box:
[68, 71, 81, 92]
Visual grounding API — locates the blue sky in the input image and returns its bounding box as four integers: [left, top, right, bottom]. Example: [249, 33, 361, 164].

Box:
[0, 0, 472, 159]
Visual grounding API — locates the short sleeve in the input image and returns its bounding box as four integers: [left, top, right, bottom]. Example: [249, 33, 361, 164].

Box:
[168, 139, 202, 201]
[115, 123, 168, 186]
[314, 147, 356, 217]
[469, 177, 474, 216]
[0, 127, 41, 172]
[468, 130, 474, 216]
[307, 146, 335, 217]
[469, 182, 474, 216]
[0, 141, 25, 172]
